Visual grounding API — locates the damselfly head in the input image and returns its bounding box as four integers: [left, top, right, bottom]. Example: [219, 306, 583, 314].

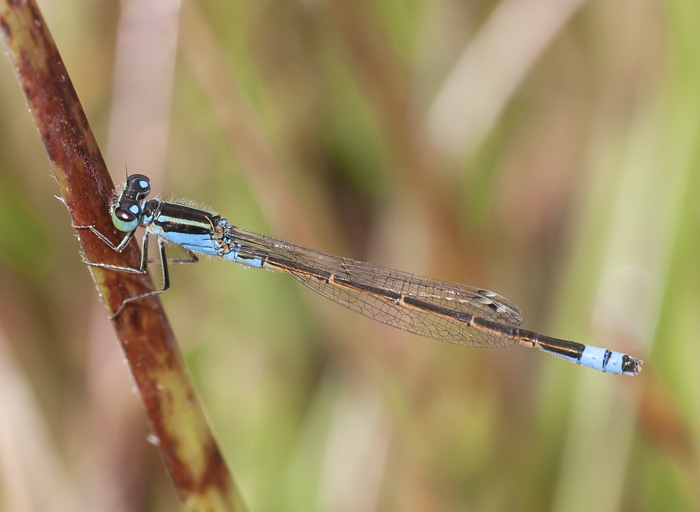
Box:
[108, 174, 152, 232]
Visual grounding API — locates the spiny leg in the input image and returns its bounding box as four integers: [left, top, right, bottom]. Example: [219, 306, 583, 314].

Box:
[77, 229, 167, 317]
[108, 237, 172, 318]
[80, 229, 150, 274]
[72, 221, 136, 253]
[147, 250, 199, 265]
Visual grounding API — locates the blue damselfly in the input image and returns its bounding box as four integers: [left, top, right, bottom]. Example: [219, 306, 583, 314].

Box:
[79, 174, 643, 375]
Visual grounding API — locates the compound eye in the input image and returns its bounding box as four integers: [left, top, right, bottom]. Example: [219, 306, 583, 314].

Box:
[125, 174, 151, 198]
[112, 204, 140, 232]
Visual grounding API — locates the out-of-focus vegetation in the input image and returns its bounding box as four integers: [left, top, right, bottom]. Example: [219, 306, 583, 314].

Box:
[0, 0, 697, 511]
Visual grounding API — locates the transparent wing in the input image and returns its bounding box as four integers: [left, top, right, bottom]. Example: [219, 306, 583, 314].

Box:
[229, 226, 523, 348]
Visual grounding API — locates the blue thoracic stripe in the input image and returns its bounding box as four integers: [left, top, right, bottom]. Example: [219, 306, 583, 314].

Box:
[154, 203, 215, 235]
[87, 173, 643, 376]
[149, 224, 219, 255]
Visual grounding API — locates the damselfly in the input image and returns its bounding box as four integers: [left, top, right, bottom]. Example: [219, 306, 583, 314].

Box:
[79, 174, 643, 375]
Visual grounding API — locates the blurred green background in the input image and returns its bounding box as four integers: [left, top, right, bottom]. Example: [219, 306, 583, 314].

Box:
[0, 0, 697, 511]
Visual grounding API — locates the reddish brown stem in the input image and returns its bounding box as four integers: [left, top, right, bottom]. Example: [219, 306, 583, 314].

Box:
[0, 2, 246, 510]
